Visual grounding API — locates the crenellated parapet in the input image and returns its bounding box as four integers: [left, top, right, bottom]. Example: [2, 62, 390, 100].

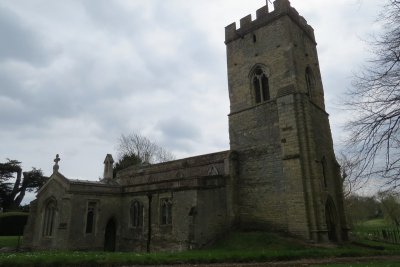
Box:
[225, 0, 315, 44]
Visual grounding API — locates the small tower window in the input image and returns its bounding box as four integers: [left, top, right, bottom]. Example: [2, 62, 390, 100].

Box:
[251, 66, 270, 104]
[305, 66, 315, 98]
[252, 34, 257, 43]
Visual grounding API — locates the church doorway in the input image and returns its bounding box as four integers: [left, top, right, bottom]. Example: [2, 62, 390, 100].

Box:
[104, 218, 116, 251]
[325, 197, 338, 242]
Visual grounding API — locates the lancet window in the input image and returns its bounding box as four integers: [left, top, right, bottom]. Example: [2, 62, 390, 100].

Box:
[85, 202, 96, 233]
[42, 199, 56, 237]
[160, 198, 172, 225]
[130, 200, 144, 228]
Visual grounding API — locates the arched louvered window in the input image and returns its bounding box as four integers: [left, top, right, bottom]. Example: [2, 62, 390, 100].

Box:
[251, 66, 270, 104]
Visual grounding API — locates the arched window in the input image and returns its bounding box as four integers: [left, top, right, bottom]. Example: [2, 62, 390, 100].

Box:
[42, 199, 56, 237]
[160, 198, 172, 225]
[130, 201, 143, 228]
[305, 66, 315, 98]
[251, 66, 270, 104]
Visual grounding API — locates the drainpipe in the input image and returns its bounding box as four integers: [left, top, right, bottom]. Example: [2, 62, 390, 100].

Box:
[146, 194, 152, 252]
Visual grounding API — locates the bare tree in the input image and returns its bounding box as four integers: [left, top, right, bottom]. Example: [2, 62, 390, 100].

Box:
[337, 152, 367, 198]
[343, 0, 400, 191]
[117, 132, 175, 165]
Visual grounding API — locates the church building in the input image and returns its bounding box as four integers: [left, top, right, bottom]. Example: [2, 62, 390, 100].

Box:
[23, 0, 348, 252]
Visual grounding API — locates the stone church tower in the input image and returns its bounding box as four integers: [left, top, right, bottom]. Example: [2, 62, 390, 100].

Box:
[225, 0, 347, 241]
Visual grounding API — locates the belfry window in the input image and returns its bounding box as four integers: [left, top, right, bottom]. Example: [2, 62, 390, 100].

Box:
[42, 199, 56, 237]
[305, 67, 315, 98]
[252, 66, 270, 103]
[130, 200, 143, 228]
[85, 202, 96, 233]
[160, 198, 172, 225]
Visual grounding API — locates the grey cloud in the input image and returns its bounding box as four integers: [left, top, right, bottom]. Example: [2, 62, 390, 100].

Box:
[0, 4, 48, 65]
[0, 67, 21, 97]
[0, 0, 381, 189]
[157, 117, 201, 142]
[80, 0, 146, 36]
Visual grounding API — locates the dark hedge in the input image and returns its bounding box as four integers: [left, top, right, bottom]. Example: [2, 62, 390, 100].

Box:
[0, 213, 28, 236]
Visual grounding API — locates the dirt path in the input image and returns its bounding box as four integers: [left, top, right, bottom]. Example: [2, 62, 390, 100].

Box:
[123, 255, 400, 266]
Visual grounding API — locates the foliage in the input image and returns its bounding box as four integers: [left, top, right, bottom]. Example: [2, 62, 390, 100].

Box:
[344, 194, 382, 226]
[343, 0, 400, 192]
[0, 160, 47, 211]
[377, 192, 400, 226]
[113, 153, 143, 178]
[115, 132, 175, 174]
[0, 213, 28, 236]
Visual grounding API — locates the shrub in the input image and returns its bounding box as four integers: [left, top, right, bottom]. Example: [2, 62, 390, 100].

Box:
[0, 212, 28, 236]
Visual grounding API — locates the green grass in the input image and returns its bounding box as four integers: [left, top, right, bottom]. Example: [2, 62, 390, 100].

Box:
[361, 219, 389, 227]
[355, 219, 391, 231]
[351, 219, 400, 244]
[0, 236, 21, 248]
[0, 212, 28, 219]
[0, 231, 400, 267]
[313, 262, 400, 267]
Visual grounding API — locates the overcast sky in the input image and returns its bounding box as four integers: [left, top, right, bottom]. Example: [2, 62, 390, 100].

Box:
[0, 0, 383, 202]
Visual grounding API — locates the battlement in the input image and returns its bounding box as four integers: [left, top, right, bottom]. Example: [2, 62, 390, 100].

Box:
[225, 0, 315, 44]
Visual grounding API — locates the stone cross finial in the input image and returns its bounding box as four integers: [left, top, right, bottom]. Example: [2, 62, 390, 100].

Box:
[53, 154, 60, 173]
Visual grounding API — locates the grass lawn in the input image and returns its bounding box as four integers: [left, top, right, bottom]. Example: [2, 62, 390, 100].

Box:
[361, 219, 389, 228]
[0, 236, 21, 248]
[351, 218, 400, 245]
[313, 262, 400, 267]
[1, 231, 400, 267]
[355, 219, 391, 231]
[0, 212, 28, 219]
